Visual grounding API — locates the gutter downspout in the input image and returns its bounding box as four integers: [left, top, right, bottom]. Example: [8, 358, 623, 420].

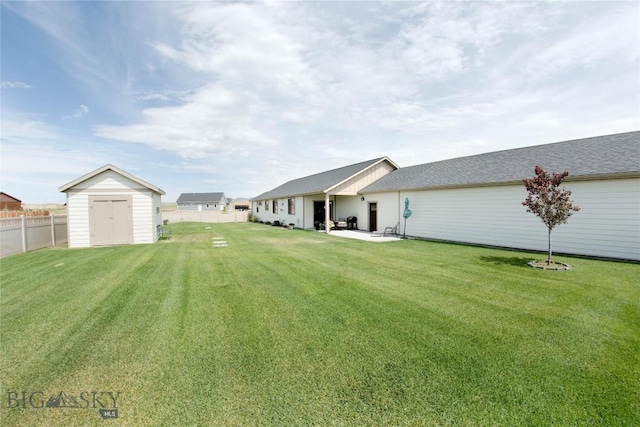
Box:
[398, 191, 402, 234]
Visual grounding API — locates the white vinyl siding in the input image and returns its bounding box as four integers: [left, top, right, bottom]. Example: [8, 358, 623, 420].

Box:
[66, 192, 91, 248]
[254, 197, 304, 227]
[369, 193, 400, 232]
[555, 178, 639, 260]
[130, 191, 154, 244]
[370, 177, 639, 261]
[302, 196, 321, 228]
[64, 170, 163, 248]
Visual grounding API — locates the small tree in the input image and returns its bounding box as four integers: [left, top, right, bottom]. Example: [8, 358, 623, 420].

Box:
[522, 165, 580, 265]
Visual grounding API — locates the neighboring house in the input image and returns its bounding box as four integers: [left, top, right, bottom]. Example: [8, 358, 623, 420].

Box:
[59, 164, 165, 248]
[0, 192, 22, 210]
[252, 157, 399, 231]
[253, 132, 639, 261]
[176, 193, 228, 211]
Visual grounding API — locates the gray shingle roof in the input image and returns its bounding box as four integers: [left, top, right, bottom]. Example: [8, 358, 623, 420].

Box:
[176, 192, 225, 203]
[361, 131, 639, 193]
[253, 158, 388, 200]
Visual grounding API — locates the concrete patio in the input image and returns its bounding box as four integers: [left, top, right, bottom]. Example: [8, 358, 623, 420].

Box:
[324, 229, 404, 242]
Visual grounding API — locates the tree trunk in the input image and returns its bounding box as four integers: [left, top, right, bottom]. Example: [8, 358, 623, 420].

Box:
[547, 226, 552, 265]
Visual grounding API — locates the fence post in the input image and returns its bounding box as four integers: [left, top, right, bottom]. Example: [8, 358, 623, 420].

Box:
[51, 214, 56, 247]
[21, 215, 27, 253]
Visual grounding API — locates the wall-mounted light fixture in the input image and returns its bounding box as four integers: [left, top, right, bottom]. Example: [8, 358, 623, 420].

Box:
[360, 196, 365, 201]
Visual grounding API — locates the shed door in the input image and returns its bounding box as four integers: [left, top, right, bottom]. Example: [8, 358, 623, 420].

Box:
[90, 196, 132, 246]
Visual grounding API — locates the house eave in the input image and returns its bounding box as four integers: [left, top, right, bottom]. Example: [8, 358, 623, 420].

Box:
[359, 172, 640, 194]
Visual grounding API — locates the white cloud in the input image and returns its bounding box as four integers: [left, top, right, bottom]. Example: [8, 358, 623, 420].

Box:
[96, 83, 278, 158]
[154, 2, 313, 95]
[1, 117, 62, 141]
[521, 4, 639, 81]
[94, 0, 638, 180]
[63, 104, 90, 120]
[1, 81, 32, 89]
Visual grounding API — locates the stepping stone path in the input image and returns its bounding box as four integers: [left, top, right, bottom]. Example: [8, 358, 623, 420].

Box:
[212, 237, 228, 248]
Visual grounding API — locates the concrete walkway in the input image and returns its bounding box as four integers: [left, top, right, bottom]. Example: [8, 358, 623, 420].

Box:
[325, 229, 404, 242]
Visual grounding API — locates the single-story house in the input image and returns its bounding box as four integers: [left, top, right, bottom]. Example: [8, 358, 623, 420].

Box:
[176, 192, 228, 211]
[252, 131, 639, 261]
[252, 157, 398, 231]
[0, 192, 22, 210]
[59, 164, 165, 248]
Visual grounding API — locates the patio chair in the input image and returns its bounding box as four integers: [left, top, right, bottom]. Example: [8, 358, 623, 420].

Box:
[383, 221, 400, 237]
[160, 227, 172, 239]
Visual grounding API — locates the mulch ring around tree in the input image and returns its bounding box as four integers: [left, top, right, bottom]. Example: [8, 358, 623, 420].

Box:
[527, 260, 572, 270]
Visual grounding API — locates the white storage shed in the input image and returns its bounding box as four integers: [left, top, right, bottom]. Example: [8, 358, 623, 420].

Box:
[59, 164, 165, 248]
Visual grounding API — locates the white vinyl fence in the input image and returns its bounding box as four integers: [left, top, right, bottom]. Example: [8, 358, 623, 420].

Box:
[162, 210, 249, 224]
[0, 215, 68, 257]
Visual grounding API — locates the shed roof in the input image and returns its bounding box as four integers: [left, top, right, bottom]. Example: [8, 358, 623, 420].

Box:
[58, 164, 166, 195]
[361, 131, 639, 193]
[0, 192, 22, 203]
[176, 192, 226, 203]
[253, 157, 397, 200]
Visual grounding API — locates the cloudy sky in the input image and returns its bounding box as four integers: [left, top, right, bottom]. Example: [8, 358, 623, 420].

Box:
[1, 1, 638, 204]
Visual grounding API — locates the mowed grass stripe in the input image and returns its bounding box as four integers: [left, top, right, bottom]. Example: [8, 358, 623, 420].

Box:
[2, 246, 160, 384]
[1, 222, 638, 426]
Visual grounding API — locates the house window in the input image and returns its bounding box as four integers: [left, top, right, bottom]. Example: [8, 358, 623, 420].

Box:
[265, 201, 270, 211]
[288, 198, 295, 215]
[206, 204, 209, 208]
[272, 200, 277, 214]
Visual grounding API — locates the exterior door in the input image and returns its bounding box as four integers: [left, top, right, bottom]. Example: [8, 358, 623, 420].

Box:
[313, 201, 334, 224]
[368, 202, 377, 232]
[90, 196, 132, 246]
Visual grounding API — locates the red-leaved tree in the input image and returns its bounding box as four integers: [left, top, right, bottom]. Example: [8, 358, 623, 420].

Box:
[522, 165, 580, 264]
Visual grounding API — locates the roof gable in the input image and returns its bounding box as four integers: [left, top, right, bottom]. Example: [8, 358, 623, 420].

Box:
[253, 157, 397, 200]
[362, 131, 639, 193]
[176, 192, 226, 203]
[58, 164, 165, 195]
[0, 192, 22, 203]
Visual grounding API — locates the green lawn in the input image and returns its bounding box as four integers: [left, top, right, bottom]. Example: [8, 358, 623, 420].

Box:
[1, 222, 638, 426]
